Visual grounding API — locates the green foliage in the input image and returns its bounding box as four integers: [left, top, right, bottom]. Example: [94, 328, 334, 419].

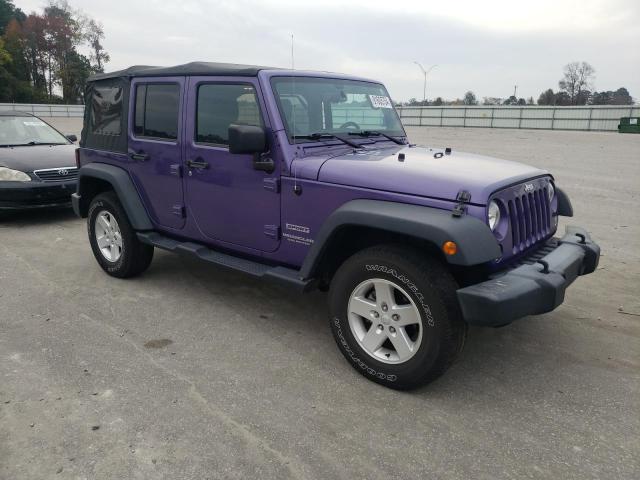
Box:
[0, 0, 109, 103]
[463, 91, 477, 105]
[591, 88, 633, 105]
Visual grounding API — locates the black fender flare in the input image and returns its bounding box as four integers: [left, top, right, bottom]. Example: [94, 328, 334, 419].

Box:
[300, 199, 501, 278]
[75, 163, 153, 230]
[556, 187, 573, 217]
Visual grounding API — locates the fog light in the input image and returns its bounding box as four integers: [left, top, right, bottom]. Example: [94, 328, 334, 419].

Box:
[442, 241, 458, 256]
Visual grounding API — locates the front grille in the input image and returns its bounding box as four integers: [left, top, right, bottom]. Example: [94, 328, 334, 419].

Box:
[506, 184, 552, 254]
[33, 167, 78, 183]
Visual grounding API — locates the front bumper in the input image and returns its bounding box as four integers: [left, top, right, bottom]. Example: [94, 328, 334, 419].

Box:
[457, 226, 600, 326]
[0, 180, 76, 210]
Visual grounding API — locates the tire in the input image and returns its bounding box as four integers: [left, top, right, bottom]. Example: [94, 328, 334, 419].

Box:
[328, 245, 467, 390]
[87, 191, 154, 278]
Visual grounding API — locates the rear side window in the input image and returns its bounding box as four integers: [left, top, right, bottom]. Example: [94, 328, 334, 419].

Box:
[90, 85, 123, 135]
[196, 84, 263, 146]
[134, 84, 180, 140]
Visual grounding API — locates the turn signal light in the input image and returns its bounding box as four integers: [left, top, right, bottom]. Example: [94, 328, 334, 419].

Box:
[442, 241, 458, 256]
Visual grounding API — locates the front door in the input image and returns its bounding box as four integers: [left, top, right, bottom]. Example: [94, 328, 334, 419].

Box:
[128, 77, 185, 230]
[184, 77, 280, 252]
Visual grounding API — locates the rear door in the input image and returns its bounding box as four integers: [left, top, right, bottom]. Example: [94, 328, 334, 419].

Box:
[184, 77, 280, 252]
[128, 77, 185, 230]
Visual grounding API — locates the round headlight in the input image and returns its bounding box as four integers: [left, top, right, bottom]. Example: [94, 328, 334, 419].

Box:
[488, 200, 500, 231]
[547, 183, 555, 202]
[0, 167, 31, 182]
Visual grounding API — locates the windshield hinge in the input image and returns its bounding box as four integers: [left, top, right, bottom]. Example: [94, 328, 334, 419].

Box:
[452, 190, 471, 217]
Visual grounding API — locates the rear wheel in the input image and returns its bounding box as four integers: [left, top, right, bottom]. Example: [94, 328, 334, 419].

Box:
[329, 245, 466, 390]
[87, 191, 154, 278]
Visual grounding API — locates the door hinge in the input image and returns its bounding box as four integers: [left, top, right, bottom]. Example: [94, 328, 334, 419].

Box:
[264, 225, 281, 239]
[172, 204, 186, 218]
[170, 164, 183, 177]
[263, 177, 280, 193]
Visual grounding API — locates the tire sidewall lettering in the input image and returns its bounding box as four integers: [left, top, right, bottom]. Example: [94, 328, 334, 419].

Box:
[333, 317, 397, 382]
[365, 264, 435, 327]
[89, 200, 124, 270]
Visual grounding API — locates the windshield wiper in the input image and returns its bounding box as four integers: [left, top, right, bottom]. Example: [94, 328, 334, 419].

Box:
[292, 133, 362, 149]
[348, 130, 407, 145]
[26, 141, 67, 146]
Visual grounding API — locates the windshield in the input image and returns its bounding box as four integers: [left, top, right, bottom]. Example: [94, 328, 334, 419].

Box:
[0, 116, 69, 147]
[271, 77, 405, 142]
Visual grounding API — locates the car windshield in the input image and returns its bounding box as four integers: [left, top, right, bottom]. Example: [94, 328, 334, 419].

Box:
[0, 115, 69, 147]
[271, 77, 405, 143]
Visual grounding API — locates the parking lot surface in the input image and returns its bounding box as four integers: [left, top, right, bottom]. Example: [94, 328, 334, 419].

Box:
[1, 127, 639, 479]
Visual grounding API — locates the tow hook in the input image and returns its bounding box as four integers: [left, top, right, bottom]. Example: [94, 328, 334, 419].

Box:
[537, 259, 550, 274]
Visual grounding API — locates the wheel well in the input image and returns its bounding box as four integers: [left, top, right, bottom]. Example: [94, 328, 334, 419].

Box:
[77, 177, 114, 216]
[314, 226, 447, 289]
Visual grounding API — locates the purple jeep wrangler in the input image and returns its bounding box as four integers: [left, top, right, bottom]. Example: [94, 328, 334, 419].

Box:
[73, 62, 600, 389]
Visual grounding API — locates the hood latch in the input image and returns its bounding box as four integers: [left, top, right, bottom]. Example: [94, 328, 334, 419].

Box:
[452, 190, 471, 217]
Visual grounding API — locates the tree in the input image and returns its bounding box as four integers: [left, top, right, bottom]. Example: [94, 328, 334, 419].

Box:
[558, 61, 595, 105]
[554, 91, 571, 106]
[0, 0, 110, 103]
[85, 19, 108, 72]
[482, 97, 502, 105]
[0, 36, 9, 64]
[537, 88, 556, 105]
[432, 97, 443, 106]
[590, 87, 633, 105]
[463, 91, 477, 105]
[0, 0, 24, 35]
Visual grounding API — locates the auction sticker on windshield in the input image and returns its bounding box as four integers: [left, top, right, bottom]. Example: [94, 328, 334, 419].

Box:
[369, 95, 393, 109]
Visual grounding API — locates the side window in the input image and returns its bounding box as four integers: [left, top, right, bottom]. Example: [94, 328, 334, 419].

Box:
[90, 84, 122, 135]
[196, 84, 263, 146]
[134, 83, 180, 140]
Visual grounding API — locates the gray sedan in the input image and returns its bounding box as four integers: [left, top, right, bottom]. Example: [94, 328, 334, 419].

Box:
[0, 111, 78, 210]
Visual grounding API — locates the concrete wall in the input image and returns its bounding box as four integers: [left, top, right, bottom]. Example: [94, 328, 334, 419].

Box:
[397, 105, 640, 131]
[4, 102, 639, 134]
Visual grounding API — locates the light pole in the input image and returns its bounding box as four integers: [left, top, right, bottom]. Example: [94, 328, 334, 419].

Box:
[414, 62, 438, 105]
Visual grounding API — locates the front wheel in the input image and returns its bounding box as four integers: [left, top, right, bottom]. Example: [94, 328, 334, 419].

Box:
[328, 245, 467, 390]
[87, 191, 154, 278]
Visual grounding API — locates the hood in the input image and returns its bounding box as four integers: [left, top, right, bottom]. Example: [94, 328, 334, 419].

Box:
[295, 145, 548, 204]
[0, 144, 76, 172]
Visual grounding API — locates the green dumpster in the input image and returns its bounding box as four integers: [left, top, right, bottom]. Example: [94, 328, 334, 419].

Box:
[618, 117, 640, 133]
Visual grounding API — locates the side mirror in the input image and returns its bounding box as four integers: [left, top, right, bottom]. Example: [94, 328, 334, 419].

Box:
[66, 134, 78, 143]
[228, 124, 266, 155]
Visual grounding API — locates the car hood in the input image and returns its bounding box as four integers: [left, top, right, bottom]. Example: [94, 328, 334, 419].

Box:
[295, 145, 548, 204]
[0, 144, 76, 172]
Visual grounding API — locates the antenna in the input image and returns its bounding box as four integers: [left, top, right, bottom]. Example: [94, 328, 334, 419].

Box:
[291, 33, 298, 187]
[291, 33, 295, 70]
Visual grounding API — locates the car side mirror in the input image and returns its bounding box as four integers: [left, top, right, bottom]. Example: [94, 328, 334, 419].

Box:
[228, 124, 266, 155]
[66, 134, 78, 143]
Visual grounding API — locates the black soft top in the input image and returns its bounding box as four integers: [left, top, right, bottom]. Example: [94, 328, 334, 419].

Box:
[88, 61, 280, 82]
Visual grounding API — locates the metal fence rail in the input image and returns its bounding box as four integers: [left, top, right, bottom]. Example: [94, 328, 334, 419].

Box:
[2, 103, 639, 131]
[0, 103, 84, 117]
[397, 105, 640, 131]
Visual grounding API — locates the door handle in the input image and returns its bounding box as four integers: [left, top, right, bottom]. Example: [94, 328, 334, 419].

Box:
[129, 151, 149, 161]
[187, 158, 209, 169]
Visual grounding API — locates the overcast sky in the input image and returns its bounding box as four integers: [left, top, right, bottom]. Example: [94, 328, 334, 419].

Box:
[16, 0, 640, 102]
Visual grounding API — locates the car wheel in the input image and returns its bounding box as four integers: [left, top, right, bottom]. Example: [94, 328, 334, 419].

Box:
[87, 191, 154, 278]
[329, 245, 467, 390]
